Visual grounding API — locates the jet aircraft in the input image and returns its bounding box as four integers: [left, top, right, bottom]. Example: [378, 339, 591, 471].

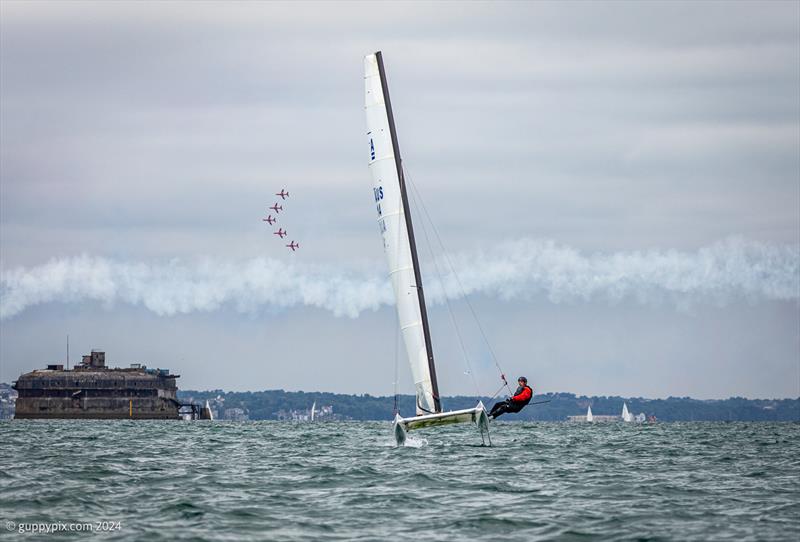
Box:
[286, 241, 300, 251]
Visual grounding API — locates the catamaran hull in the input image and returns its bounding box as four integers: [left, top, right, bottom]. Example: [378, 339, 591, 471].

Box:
[392, 402, 491, 446]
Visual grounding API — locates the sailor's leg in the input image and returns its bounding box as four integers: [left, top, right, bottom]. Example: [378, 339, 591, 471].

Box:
[490, 401, 510, 419]
[489, 401, 506, 418]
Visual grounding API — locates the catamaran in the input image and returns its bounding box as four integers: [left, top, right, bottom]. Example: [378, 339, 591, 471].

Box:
[364, 51, 491, 446]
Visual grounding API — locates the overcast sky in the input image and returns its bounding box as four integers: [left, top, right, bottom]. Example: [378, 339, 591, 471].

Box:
[1, 1, 798, 399]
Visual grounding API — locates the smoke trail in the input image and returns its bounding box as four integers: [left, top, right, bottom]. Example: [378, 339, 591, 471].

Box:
[1, 237, 797, 320]
[426, 237, 800, 307]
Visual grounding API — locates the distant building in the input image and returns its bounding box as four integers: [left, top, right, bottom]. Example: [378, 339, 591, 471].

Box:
[317, 405, 334, 419]
[12, 351, 180, 419]
[276, 404, 338, 422]
[223, 407, 249, 421]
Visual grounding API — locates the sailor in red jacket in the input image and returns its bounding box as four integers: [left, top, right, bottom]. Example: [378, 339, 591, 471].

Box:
[489, 377, 533, 419]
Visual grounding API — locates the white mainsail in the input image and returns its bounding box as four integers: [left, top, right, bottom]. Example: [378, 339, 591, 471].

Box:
[311, 401, 316, 422]
[622, 402, 632, 422]
[586, 405, 594, 422]
[364, 52, 440, 415]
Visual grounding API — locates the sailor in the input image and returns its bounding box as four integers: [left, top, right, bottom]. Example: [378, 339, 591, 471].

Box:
[489, 377, 533, 419]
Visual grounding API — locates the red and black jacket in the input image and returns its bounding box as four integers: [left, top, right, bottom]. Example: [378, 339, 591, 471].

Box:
[510, 385, 533, 406]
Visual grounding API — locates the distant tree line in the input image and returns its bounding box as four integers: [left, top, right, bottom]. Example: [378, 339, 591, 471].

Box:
[178, 389, 800, 422]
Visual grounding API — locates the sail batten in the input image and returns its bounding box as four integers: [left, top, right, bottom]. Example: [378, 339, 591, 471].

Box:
[389, 265, 414, 275]
[365, 51, 441, 415]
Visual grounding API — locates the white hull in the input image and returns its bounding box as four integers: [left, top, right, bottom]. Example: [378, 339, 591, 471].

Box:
[393, 401, 491, 446]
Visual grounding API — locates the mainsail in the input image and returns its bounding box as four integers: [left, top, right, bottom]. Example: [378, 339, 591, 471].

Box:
[364, 52, 441, 416]
[586, 405, 594, 422]
[622, 402, 632, 422]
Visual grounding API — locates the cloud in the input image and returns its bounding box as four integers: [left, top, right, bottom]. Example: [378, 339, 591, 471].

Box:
[1, 237, 796, 320]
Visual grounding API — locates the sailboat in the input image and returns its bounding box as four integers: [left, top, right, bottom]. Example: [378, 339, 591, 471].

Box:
[621, 402, 632, 422]
[364, 51, 491, 446]
[310, 401, 316, 422]
[586, 405, 594, 422]
[200, 400, 214, 420]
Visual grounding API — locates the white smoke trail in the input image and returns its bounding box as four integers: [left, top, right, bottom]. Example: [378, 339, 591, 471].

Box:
[1, 237, 797, 320]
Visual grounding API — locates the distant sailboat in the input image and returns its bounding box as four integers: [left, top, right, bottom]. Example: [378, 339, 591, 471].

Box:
[621, 402, 633, 422]
[364, 51, 490, 446]
[310, 401, 317, 422]
[200, 400, 214, 420]
[586, 405, 594, 422]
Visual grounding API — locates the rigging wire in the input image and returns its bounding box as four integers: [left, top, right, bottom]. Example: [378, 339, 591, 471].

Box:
[392, 306, 400, 416]
[406, 171, 513, 396]
[406, 170, 482, 399]
[391, 189, 404, 417]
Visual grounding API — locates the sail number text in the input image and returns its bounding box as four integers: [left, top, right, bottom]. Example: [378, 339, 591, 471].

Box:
[373, 186, 384, 216]
[374, 186, 387, 233]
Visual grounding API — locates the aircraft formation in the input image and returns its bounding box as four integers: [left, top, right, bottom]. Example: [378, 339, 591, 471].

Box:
[262, 189, 300, 251]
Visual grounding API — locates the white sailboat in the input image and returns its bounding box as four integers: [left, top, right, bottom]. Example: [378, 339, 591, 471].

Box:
[621, 402, 632, 422]
[364, 51, 490, 446]
[586, 405, 594, 422]
[310, 401, 317, 422]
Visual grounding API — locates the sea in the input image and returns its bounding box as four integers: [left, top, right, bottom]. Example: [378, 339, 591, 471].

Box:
[1, 421, 798, 541]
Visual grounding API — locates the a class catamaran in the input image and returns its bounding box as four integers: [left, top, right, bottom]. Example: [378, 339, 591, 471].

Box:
[364, 51, 491, 446]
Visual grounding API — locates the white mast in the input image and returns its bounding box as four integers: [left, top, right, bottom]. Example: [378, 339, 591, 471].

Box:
[364, 52, 440, 415]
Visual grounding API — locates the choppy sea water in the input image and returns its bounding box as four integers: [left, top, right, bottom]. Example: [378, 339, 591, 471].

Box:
[1, 421, 798, 541]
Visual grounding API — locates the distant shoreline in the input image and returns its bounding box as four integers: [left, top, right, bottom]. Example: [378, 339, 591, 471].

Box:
[2, 383, 797, 422]
[176, 389, 800, 422]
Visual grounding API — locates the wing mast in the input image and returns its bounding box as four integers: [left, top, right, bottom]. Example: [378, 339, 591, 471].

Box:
[374, 52, 441, 413]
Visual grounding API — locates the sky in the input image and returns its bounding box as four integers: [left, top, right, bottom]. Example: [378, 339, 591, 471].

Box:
[1, 1, 798, 399]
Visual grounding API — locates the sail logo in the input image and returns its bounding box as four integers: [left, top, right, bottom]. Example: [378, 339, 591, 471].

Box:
[370, 138, 375, 160]
[374, 186, 384, 217]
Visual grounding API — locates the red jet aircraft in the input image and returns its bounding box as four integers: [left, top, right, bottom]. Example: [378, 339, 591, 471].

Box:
[274, 228, 287, 239]
[269, 203, 283, 213]
[262, 215, 276, 225]
[276, 189, 289, 200]
[286, 241, 300, 251]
